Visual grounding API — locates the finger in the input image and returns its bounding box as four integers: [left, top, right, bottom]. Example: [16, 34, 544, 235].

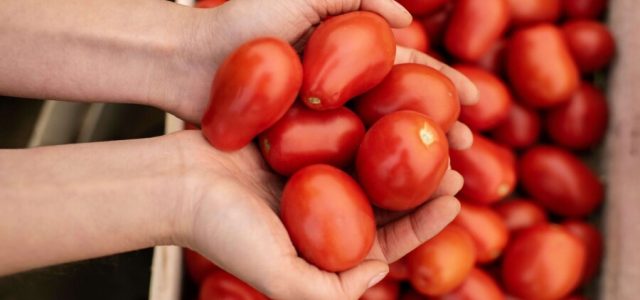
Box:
[432, 170, 464, 198]
[447, 121, 474, 150]
[395, 46, 479, 105]
[360, 0, 412, 28]
[338, 260, 390, 299]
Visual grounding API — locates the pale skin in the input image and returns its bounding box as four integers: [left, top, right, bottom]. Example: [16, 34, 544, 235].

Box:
[0, 0, 479, 299]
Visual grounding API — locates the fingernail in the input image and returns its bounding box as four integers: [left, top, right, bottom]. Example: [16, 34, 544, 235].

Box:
[367, 272, 388, 288]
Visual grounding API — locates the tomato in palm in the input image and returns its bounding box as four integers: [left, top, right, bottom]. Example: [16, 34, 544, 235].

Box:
[494, 199, 547, 233]
[444, 0, 509, 61]
[432, 268, 505, 300]
[201, 38, 302, 151]
[456, 65, 512, 131]
[360, 280, 400, 300]
[476, 39, 507, 75]
[491, 102, 541, 149]
[519, 146, 603, 217]
[356, 111, 449, 211]
[563, 0, 608, 19]
[502, 224, 586, 300]
[281, 164, 375, 272]
[354, 64, 460, 131]
[397, 0, 449, 16]
[507, 24, 580, 108]
[194, 0, 226, 8]
[420, 3, 453, 48]
[387, 258, 409, 281]
[301, 12, 395, 110]
[507, 0, 561, 27]
[259, 104, 365, 176]
[407, 224, 476, 297]
[451, 134, 516, 205]
[546, 82, 608, 150]
[185, 249, 219, 284]
[392, 20, 430, 53]
[453, 202, 509, 264]
[562, 220, 603, 284]
[562, 20, 615, 73]
[199, 271, 267, 300]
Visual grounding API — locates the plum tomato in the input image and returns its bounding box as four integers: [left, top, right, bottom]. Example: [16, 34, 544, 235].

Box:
[392, 20, 430, 53]
[456, 65, 512, 131]
[360, 280, 400, 300]
[453, 202, 509, 264]
[491, 102, 541, 149]
[397, 0, 449, 16]
[420, 3, 454, 48]
[185, 249, 219, 284]
[494, 199, 548, 233]
[562, 220, 604, 284]
[476, 39, 507, 75]
[507, 0, 561, 27]
[562, 20, 615, 73]
[431, 268, 506, 300]
[563, 0, 608, 19]
[199, 270, 267, 300]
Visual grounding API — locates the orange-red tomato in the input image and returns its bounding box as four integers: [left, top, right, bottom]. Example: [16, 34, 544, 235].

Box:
[453, 202, 509, 264]
[432, 268, 506, 300]
[507, 0, 561, 26]
[562, 20, 615, 73]
[356, 111, 449, 211]
[201, 38, 302, 151]
[502, 224, 586, 300]
[519, 146, 604, 217]
[456, 65, 512, 131]
[199, 271, 267, 300]
[491, 102, 541, 149]
[355, 64, 460, 132]
[546, 82, 608, 150]
[281, 165, 375, 272]
[392, 20, 430, 53]
[476, 39, 507, 75]
[407, 225, 477, 297]
[360, 280, 400, 300]
[194, 0, 226, 8]
[259, 104, 365, 176]
[387, 258, 409, 281]
[185, 249, 219, 284]
[451, 134, 516, 205]
[444, 0, 509, 61]
[494, 199, 548, 233]
[397, 0, 449, 16]
[301, 12, 395, 110]
[563, 0, 608, 19]
[506, 24, 580, 108]
[420, 3, 454, 48]
[562, 220, 603, 284]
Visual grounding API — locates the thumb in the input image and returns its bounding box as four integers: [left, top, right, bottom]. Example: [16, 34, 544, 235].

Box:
[338, 259, 389, 299]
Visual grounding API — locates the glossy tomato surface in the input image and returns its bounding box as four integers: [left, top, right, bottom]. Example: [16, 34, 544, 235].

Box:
[547, 82, 608, 150]
[355, 64, 460, 131]
[562, 220, 604, 284]
[432, 268, 505, 300]
[507, 0, 561, 26]
[392, 20, 430, 52]
[456, 65, 512, 131]
[502, 224, 586, 300]
[451, 134, 516, 205]
[301, 12, 395, 110]
[357, 111, 449, 211]
[259, 104, 365, 176]
[494, 199, 547, 233]
[507, 24, 579, 108]
[453, 202, 509, 263]
[563, 0, 608, 19]
[491, 102, 541, 149]
[519, 146, 604, 217]
[195, 0, 226, 8]
[397, 0, 449, 16]
[407, 225, 476, 297]
[199, 271, 267, 300]
[185, 249, 219, 284]
[281, 165, 375, 272]
[201, 38, 302, 151]
[562, 20, 615, 73]
[360, 280, 400, 300]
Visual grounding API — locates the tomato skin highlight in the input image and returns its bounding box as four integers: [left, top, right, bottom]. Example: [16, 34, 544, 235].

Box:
[356, 111, 449, 211]
[431, 268, 506, 300]
[507, 0, 561, 27]
[562, 220, 604, 284]
[494, 199, 548, 233]
[281, 165, 375, 272]
[355, 64, 460, 132]
[301, 12, 396, 110]
[397, 0, 449, 16]
[201, 38, 302, 151]
[359, 280, 400, 300]
[562, 20, 615, 73]
[453, 202, 509, 264]
[259, 104, 365, 176]
[199, 270, 267, 300]
[491, 102, 541, 149]
[456, 65, 512, 131]
[392, 20, 430, 53]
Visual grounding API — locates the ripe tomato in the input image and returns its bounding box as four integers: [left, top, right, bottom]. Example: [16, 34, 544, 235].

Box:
[301, 12, 395, 110]
[546, 83, 608, 150]
[432, 268, 505, 300]
[476, 39, 507, 75]
[506, 24, 580, 108]
[562, 220, 603, 284]
[453, 202, 509, 264]
[444, 0, 509, 61]
[456, 65, 512, 131]
[199, 271, 267, 300]
[354, 64, 460, 132]
[194, 0, 226, 8]
[563, 0, 608, 19]
[519, 146, 603, 217]
[397, 0, 449, 16]
[494, 199, 547, 233]
[356, 111, 449, 211]
[420, 3, 454, 48]
[392, 20, 430, 53]
[185, 249, 219, 284]
[387, 258, 409, 281]
[502, 224, 586, 300]
[407, 224, 477, 297]
[451, 134, 516, 205]
[400, 290, 425, 300]
[259, 104, 365, 176]
[201, 38, 302, 151]
[507, 0, 561, 27]
[491, 102, 541, 149]
[562, 20, 615, 73]
[360, 280, 400, 300]
[281, 164, 375, 272]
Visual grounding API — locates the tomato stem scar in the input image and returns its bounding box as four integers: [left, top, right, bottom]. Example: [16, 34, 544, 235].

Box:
[419, 123, 435, 146]
[263, 138, 271, 153]
[497, 182, 510, 196]
[307, 97, 321, 105]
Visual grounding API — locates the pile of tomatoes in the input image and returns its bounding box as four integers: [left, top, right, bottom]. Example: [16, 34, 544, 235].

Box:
[186, 0, 614, 299]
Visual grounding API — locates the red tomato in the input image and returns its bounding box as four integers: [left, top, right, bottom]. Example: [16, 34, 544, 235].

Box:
[491, 102, 541, 149]
[444, 0, 509, 61]
[400, 290, 425, 300]
[432, 268, 506, 300]
[519, 146, 603, 217]
[546, 82, 608, 150]
[356, 111, 449, 211]
[407, 225, 476, 297]
[453, 202, 509, 263]
[397, 0, 449, 16]
[387, 258, 409, 281]
[301, 12, 395, 110]
[199, 271, 267, 300]
[354, 64, 460, 132]
[476, 39, 507, 75]
[562, 20, 615, 73]
[194, 0, 226, 8]
[502, 224, 586, 300]
[563, 0, 608, 19]
[392, 20, 430, 53]
[507, 0, 561, 27]
[450, 134, 516, 205]
[259, 104, 365, 176]
[360, 280, 400, 300]
[420, 3, 453, 48]
[506, 24, 580, 108]
[562, 220, 603, 284]
[456, 65, 512, 131]
[494, 199, 547, 233]
[201, 38, 302, 151]
[184, 249, 219, 284]
[281, 164, 375, 272]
